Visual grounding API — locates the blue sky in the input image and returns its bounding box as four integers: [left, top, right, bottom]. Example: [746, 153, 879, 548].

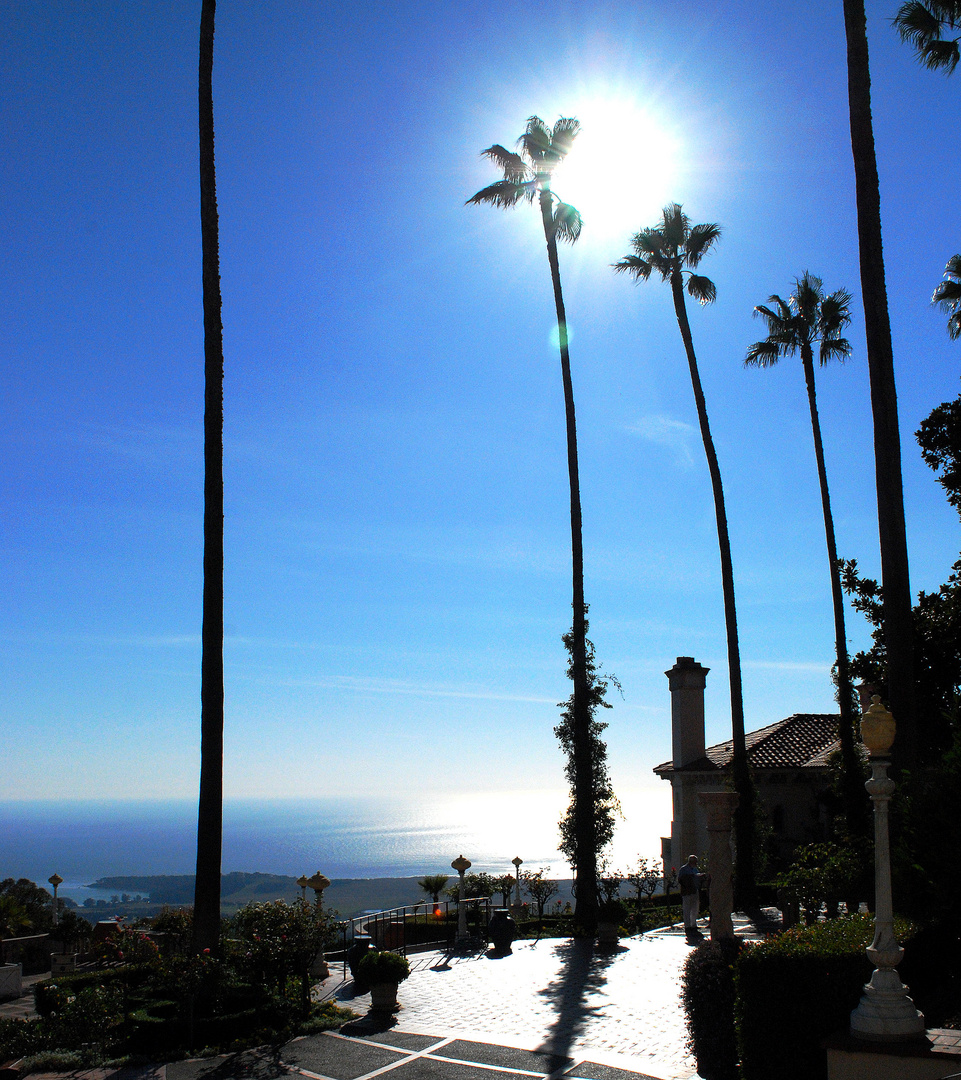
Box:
[3, 1, 959, 861]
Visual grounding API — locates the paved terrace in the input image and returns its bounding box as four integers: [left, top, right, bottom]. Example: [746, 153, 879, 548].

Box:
[11, 916, 769, 1080]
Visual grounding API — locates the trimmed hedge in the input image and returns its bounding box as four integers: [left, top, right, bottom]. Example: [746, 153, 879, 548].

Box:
[735, 915, 906, 1080]
[681, 938, 743, 1080]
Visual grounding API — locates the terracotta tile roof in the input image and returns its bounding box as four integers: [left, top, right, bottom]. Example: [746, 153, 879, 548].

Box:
[653, 714, 841, 774]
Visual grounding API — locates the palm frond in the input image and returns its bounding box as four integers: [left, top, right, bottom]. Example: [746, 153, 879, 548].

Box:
[894, 0, 944, 44]
[550, 117, 581, 161]
[744, 339, 784, 368]
[520, 116, 554, 167]
[893, 0, 961, 70]
[753, 297, 792, 333]
[819, 336, 853, 365]
[553, 201, 582, 244]
[659, 203, 689, 252]
[936, 255, 961, 336]
[685, 222, 722, 267]
[480, 144, 530, 183]
[629, 228, 665, 259]
[818, 287, 853, 339]
[612, 254, 654, 281]
[920, 35, 961, 70]
[686, 273, 716, 305]
[466, 179, 530, 209]
[793, 272, 824, 320]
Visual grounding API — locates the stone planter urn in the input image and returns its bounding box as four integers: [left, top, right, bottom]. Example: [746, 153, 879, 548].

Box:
[488, 909, 516, 954]
[596, 901, 628, 946]
[596, 921, 619, 946]
[369, 982, 400, 1012]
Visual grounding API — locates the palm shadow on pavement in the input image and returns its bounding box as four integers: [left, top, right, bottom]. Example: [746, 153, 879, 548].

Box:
[534, 937, 623, 1063]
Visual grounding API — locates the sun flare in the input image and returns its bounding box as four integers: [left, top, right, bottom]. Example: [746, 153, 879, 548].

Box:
[552, 99, 681, 243]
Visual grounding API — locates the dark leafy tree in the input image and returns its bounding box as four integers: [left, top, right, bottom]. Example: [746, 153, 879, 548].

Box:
[194, 0, 226, 955]
[523, 868, 560, 917]
[494, 874, 516, 907]
[0, 878, 54, 932]
[614, 204, 756, 908]
[933, 255, 961, 339]
[745, 273, 865, 836]
[468, 116, 604, 927]
[893, 0, 961, 71]
[841, 0, 917, 772]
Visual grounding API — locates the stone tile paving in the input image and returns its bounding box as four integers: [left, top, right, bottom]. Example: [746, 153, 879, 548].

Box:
[327, 932, 703, 1080]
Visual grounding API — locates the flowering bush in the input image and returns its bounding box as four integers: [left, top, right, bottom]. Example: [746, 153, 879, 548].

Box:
[232, 898, 334, 1008]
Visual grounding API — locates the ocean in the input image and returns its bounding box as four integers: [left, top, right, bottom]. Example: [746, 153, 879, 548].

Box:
[0, 788, 671, 902]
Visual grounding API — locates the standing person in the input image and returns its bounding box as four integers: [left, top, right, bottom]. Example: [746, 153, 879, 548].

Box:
[678, 855, 706, 940]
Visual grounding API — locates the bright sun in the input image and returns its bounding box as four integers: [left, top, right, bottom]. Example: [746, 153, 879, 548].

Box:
[551, 99, 681, 243]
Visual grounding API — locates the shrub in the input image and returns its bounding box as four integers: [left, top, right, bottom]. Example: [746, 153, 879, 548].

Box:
[0, 1016, 47, 1062]
[681, 938, 743, 1080]
[734, 915, 911, 1080]
[356, 950, 410, 985]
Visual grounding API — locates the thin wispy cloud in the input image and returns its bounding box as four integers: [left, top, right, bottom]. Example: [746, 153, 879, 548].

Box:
[627, 414, 697, 467]
[260, 673, 555, 704]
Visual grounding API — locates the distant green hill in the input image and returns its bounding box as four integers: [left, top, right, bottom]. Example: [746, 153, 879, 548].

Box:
[89, 873, 428, 916]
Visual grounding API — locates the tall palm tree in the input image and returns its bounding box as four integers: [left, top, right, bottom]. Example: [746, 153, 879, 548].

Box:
[467, 117, 600, 927]
[193, 0, 225, 955]
[894, 5, 961, 345]
[842, 0, 917, 772]
[933, 256, 961, 338]
[894, 0, 961, 71]
[745, 274, 866, 835]
[614, 204, 756, 908]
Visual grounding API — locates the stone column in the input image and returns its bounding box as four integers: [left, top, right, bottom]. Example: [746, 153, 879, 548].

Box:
[698, 791, 739, 940]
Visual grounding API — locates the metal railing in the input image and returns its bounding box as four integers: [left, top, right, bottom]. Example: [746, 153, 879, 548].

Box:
[336, 897, 493, 964]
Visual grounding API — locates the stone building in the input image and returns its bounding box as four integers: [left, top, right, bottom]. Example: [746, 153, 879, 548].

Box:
[654, 656, 842, 872]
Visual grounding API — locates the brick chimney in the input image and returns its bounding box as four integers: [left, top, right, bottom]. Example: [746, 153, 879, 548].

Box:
[665, 656, 709, 767]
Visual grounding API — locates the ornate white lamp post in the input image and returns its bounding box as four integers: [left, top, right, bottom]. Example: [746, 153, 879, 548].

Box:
[305, 871, 330, 907]
[48, 873, 63, 928]
[452, 855, 471, 943]
[305, 871, 331, 981]
[297, 875, 309, 901]
[511, 856, 523, 914]
[850, 696, 925, 1041]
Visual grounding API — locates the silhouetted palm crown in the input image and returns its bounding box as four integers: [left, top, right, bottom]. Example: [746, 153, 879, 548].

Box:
[612, 203, 719, 302]
[466, 116, 582, 242]
[933, 254, 961, 338]
[894, 0, 961, 72]
[746, 273, 853, 368]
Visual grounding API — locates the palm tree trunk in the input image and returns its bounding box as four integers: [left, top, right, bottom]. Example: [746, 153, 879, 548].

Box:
[801, 347, 865, 835]
[193, 0, 225, 956]
[670, 273, 756, 909]
[841, 0, 917, 772]
[539, 189, 597, 928]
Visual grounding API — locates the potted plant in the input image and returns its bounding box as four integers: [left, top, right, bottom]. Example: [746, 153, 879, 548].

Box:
[597, 899, 629, 945]
[356, 949, 410, 1011]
